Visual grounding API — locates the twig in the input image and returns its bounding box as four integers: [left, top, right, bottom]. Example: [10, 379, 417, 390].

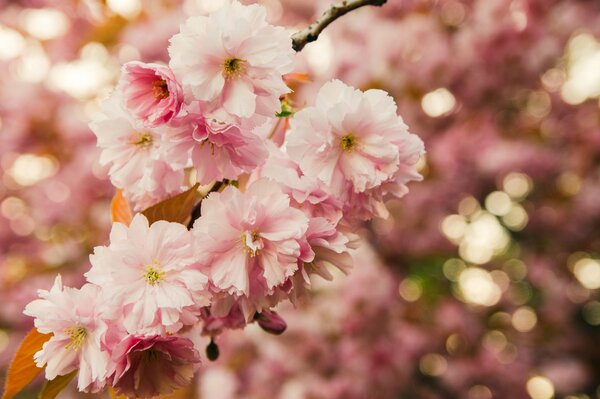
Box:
[187, 181, 224, 229]
[291, 0, 388, 52]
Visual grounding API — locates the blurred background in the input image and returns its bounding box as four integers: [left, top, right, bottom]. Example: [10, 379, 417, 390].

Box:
[1, 0, 600, 398]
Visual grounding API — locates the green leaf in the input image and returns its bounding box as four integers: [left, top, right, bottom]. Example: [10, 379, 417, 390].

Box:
[275, 99, 295, 118]
[275, 109, 294, 118]
[39, 371, 77, 399]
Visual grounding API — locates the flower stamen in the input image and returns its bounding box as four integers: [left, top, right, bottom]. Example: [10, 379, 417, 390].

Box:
[222, 57, 246, 79]
[341, 134, 357, 152]
[241, 231, 263, 257]
[131, 132, 153, 148]
[64, 326, 87, 350]
[152, 79, 169, 100]
[143, 260, 165, 285]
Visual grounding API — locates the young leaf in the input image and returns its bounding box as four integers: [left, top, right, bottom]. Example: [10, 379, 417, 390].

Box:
[111, 189, 133, 225]
[107, 386, 128, 399]
[283, 72, 310, 85]
[2, 329, 52, 399]
[38, 371, 77, 399]
[142, 184, 201, 225]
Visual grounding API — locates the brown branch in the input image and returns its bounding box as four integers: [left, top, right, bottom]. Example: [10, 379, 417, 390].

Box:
[187, 181, 224, 229]
[291, 0, 388, 52]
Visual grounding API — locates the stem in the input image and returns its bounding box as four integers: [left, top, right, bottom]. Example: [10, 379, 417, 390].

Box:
[291, 0, 388, 52]
[187, 181, 224, 229]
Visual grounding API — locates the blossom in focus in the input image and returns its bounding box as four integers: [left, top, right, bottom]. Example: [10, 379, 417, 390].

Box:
[305, 216, 353, 279]
[89, 93, 184, 209]
[164, 106, 268, 184]
[250, 143, 343, 222]
[286, 80, 424, 218]
[341, 127, 424, 221]
[168, 1, 295, 119]
[117, 61, 183, 127]
[192, 179, 312, 320]
[86, 214, 209, 334]
[111, 334, 201, 399]
[23, 276, 110, 392]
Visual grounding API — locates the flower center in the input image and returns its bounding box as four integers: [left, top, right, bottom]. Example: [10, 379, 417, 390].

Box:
[340, 134, 357, 152]
[152, 79, 169, 100]
[143, 260, 165, 285]
[141, 348, 160, 362]
[131, 132, 153, 148]
[241, 231, 263, 257]
[64, 326, 87, 350]
[222, 57, 246, 79]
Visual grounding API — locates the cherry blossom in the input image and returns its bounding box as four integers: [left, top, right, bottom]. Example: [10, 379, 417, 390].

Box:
[89, 93, 184, 210]
[163, 105, 268, 184]
[23, 276, 110, 392]
[111, 335, 201, 399]
[117, 61, 183, 127]
[192, 179, 312, 320]
[168, 1, 294, 119]
[287, 79, 423, 198]
[86, 214, 210, 334]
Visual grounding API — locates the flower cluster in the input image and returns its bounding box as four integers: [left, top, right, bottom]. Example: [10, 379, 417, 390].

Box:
[23, 1, 423, 397]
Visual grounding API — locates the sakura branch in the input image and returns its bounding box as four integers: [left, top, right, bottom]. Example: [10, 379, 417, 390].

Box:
[291, 0, 388, 52]
[5, 2, 424, 399]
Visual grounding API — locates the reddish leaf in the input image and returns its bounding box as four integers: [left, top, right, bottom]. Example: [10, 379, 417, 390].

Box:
[160, 380, 197, 399]
[111, 189, 133, 225]
[39, 370, 77, 399]
[142, 184, 201, 225]
[2, 329, 51, 399]
[108, 386, 128, 399]
[283, 72, 311, 85]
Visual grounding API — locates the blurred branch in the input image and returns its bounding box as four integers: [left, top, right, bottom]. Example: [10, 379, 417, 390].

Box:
[291, 0, 388, 52]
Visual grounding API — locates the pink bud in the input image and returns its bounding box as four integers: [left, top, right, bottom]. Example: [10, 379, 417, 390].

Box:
[255, 310, 287, 335]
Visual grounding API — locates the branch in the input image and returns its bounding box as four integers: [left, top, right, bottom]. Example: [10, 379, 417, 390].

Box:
[291, 0, 388, 52]
[187, 181, 224, 230]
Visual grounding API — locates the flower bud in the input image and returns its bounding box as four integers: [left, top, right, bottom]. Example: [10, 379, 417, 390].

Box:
[255, 310, 287, 335]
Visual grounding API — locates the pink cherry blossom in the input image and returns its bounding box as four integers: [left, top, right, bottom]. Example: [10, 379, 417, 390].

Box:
[168, 1, 295, 119]
[192, 179, 311, 320]
[117, 61, 183, 127]
[85, 214, 210, 334]
[163, 106, 268, 184]
[111, 334, 200, 399]
[304, 216, 353, 279]
[341, 129, 425, 221]
[286, 80, 424, 200]
[200, 305, 247, 336]
[23, 276, 110, 392]
[250, 143, 343, 222]
[89, 93, 184, 210]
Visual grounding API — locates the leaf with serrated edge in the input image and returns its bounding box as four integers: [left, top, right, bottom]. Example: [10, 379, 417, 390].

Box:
[39, 370, 76, 399]
[111, 189, 133, 225]
[142, 184, 201, 225]
[2, 329, 51, 399]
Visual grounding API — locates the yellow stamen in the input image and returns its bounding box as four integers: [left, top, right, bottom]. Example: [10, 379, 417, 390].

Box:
[241, 231, 262, 257]
[143, 260, 165, 285]
[340, 134, 357, 152]
[222, 57, 246, 79]
[64, 326, 87, 350]
[131, 132, 153, 147]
